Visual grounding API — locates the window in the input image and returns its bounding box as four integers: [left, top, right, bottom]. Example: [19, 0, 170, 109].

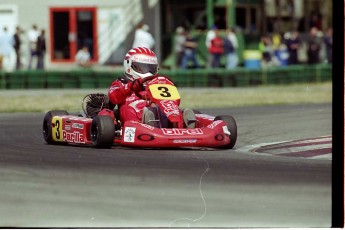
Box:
[50, 7, 98, 62]
[236, 5, 260, 33]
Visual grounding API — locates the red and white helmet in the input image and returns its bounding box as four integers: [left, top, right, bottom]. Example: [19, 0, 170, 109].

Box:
[124, 47, 159, 81]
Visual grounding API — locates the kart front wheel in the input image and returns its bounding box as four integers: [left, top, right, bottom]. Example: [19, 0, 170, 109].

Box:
[214, 115, 237, 149]
[90, 115, 115, 148]
[43, 110, 69, 144]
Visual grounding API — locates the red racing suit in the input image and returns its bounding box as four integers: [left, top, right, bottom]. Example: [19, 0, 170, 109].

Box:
[108, 76, 147, 124]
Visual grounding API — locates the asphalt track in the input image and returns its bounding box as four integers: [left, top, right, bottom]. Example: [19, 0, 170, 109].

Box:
[0, 103, 332, 228]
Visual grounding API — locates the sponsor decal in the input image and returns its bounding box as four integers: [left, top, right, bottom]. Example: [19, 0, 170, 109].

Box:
[109, 85, 119, 94]
[160, 100, 180, 116]
[67, 117, 92, 122]
[223, 126, 231, 135]
[72, 123, 84, 129]
[124, 127, 136, 142]
[65, 125, 71, 131]
[140, 123, 155, 130]
[132, 55, 157, 63]
[138, 134, 155, 141]
[173, 139, 197, 144]
[207, 120, 223, 129]
[126, 96, 137, 102]
[62, 130, 85, 143]
[162, 128, 203, 135]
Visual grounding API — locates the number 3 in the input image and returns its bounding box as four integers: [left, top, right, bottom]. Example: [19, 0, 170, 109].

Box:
[55, 120, 60, 139]
[158, 86, 171, 97]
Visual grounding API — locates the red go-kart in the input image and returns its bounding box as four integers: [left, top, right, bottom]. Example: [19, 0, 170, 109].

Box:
[43, 75, 237, 149]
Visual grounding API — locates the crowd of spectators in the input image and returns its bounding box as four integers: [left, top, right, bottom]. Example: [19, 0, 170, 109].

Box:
[0, 22, 332, 72]
[174, 25, 332, 69]
[0, 24, 46, 71]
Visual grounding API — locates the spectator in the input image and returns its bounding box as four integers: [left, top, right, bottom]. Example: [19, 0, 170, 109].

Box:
[13, 26, 21, 70]
[323, 27, 332, 64]
[285, 30, 301, 65]
[205, 25, 217, 68]
[174, 26, 186, 68]
[306, 27, 321, 65]
[180, 30, 199, 69]
[224, 28, 238, 69]
[27, 24, 39, 69]
[208, 29, 223, 68]
[132, 23, 155, 49]
[75, 46, 92, 68]
[0, 26, 14, 71]
[259, 35, 274, 66]
[36, 29, 46, 70]
[273, 44, 289, 66]
[272, 32, 282, 50]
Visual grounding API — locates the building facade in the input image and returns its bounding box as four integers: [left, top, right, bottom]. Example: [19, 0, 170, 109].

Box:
[0, 0, 160, 69]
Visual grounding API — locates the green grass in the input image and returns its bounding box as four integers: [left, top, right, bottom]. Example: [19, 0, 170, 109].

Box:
[179, 82, 332, 108]
[0, 82, 332, 113]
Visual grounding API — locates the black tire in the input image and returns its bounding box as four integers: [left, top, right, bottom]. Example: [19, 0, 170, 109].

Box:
[214, 115, 237, 149]
[43, 110, 69, 144]
[90, 115, 115, 148]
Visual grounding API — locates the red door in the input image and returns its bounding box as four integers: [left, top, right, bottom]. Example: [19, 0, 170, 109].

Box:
[50, 7, 98, 63]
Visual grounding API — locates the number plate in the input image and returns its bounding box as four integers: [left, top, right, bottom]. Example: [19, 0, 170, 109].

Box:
[52, 117, 63, 142]
[149, 84, 180, 100]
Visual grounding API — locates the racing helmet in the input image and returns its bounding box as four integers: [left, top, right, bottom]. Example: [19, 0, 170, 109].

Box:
[123, 47, 159, 81]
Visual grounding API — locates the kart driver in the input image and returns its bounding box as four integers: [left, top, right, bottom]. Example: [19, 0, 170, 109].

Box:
[108, 47, 196, 128]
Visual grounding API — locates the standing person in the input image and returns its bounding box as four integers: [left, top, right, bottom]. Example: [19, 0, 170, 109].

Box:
[27, 24, 39, 69]
[224, 28, 238, 69]
[180, 30, 199, 69]
[174, 26, 186, 68]
[0, 26, 14, 71]
[259, 35, 274, 66]
[323, 27, 332, 64]
[306, 27, 321, 65]
[13, 26, 21, 70]
[36, 29, 46, 70]
[132, 23, 155, 49]
[285, 30, 301, 65]
[208, 29, 223, 68]
[205, 25, 217, 68]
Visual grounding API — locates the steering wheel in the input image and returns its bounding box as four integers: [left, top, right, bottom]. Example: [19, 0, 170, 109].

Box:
[134, 75, 173, 99]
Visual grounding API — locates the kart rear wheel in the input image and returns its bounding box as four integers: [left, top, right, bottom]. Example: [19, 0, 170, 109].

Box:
[43, 110, 69, 144]
[214, 115, 237, 149]
[90, 115, 115, 148]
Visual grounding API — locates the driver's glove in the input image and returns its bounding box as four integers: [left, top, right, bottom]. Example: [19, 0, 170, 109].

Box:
[131, 78, 144, 92]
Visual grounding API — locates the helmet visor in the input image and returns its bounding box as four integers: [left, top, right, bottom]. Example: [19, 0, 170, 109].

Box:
[131, 62, 158, 75]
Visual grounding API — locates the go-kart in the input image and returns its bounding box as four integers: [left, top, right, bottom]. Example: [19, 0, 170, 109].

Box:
[43, 75, 237, 149]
